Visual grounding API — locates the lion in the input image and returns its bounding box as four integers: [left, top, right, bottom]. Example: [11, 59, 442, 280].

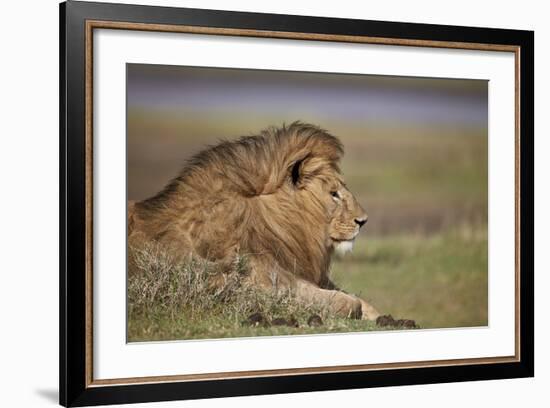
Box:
[128, 122, 381, 320]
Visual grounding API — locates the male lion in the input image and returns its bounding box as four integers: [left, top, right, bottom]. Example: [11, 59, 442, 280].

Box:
[128, 122, 381, 320]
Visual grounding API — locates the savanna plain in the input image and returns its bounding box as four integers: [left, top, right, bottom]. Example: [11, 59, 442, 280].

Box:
[127, 113, 488, 342]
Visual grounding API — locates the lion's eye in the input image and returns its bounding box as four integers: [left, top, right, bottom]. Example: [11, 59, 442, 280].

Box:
[331, 191, 340, 199]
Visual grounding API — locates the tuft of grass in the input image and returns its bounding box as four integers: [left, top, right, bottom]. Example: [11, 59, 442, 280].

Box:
[127, 242, 383, 342]
[129, 242, 249, 320]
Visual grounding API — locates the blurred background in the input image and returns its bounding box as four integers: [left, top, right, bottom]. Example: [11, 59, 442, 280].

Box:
[127, 63, 488, 329]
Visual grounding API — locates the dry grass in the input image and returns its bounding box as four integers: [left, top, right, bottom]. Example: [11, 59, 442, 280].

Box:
[127, 242, 381, 341]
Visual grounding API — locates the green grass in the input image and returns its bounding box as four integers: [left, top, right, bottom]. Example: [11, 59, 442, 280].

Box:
[127, 224, 487, 342]
[128, 312, 383, 342]
[332, 225, 488, 329]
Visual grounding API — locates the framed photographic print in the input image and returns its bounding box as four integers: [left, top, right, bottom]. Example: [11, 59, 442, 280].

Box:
[59, 1, 534, 406]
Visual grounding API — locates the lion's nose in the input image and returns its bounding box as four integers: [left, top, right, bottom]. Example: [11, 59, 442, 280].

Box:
[355, 217, 368, 228]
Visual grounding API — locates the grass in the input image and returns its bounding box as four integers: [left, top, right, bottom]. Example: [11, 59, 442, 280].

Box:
[128, 242, 384, 342]
[332, 224, 488, 329]
[127, 223, 487, 342]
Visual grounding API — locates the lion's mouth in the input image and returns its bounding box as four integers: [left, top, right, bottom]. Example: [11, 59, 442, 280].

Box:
[331, 231, 359, 243]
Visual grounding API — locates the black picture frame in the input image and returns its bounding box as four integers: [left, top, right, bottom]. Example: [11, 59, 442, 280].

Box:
[60, 1, 534, 406]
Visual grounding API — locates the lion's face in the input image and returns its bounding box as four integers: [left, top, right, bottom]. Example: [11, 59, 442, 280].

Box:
[327, 180, 368, 255]
[301, 170, 367, 256]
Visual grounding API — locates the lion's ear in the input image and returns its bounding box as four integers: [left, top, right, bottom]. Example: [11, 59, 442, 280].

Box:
[290, 159, 303, 186]
[290, 156, 310, 188]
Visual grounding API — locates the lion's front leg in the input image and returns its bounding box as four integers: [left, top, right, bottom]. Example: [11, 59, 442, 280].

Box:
[358, 298, 381, 321]
[245, 257, 369, 320]
[294, 279, 363, 319]
[321, 278, 380, 321]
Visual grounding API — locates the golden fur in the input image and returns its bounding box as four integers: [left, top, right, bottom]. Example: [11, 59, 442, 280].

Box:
[128, 122, 380, 319]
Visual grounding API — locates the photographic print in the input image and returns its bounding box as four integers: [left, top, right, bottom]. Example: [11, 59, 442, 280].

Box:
[61, 3, 533, 404]
[126, 64, 488, 342]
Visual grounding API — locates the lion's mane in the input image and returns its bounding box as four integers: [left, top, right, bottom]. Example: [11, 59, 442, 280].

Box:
[129, 122, 344, 288]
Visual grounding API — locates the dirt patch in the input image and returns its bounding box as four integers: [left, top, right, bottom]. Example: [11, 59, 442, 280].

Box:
[307, 314, 324, 327]
[376, 314, 418, 329]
